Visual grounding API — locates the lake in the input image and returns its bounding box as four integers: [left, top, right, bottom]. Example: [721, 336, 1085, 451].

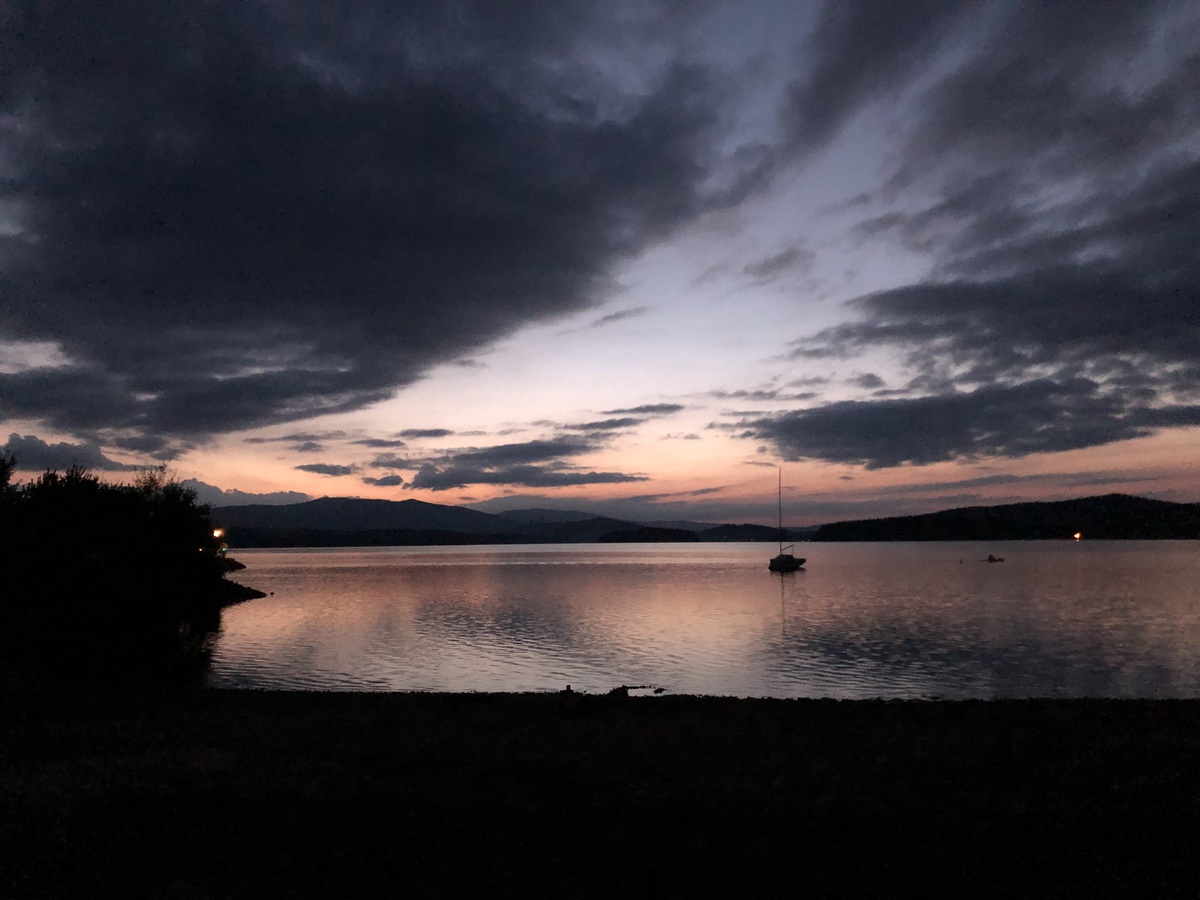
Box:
[208, 541, 1200, 699]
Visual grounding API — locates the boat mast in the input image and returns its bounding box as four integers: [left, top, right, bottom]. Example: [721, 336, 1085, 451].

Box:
[777, 468, 783, 552]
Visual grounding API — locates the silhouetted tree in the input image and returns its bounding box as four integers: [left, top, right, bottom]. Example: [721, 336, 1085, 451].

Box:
[1, 461, 258, 681]
[0, 452, 14, 491]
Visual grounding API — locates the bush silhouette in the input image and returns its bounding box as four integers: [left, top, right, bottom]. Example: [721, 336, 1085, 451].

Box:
[1, 459, 256, 680]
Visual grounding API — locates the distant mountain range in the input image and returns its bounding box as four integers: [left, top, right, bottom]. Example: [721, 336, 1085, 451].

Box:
[810, 494, 1200, 541]
[212, 498, 791, 547]
[212, 492, 1200, 547]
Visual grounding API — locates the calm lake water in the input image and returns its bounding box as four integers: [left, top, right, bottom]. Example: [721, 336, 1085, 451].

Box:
[208, 541, 1200, 699]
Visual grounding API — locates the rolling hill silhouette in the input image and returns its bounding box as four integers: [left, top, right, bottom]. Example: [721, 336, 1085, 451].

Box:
[213, 493, 1198, 547]
[811, 494, 1200, 541]
[212, 497, 784, 546]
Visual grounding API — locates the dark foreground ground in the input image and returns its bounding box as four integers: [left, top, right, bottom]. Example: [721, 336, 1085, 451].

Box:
[1, 686, 1197, 898]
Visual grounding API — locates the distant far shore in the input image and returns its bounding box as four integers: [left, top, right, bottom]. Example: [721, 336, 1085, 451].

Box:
[214, 493, 1200, 546]
[809, 493, 1200, 541]
[3, 684, 1196, 896]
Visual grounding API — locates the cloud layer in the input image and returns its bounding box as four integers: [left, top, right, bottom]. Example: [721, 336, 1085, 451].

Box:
[3, 1, 1197, 489]
[747, 0, 1200, 467]
[2, 433, 140, 473]
[1, 1, 719, 447]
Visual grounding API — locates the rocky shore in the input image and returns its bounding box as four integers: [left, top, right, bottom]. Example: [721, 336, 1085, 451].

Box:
[2, 687, 1197, 897]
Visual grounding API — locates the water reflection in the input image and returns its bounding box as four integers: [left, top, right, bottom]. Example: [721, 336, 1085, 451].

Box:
[209, 542, 1200, 698]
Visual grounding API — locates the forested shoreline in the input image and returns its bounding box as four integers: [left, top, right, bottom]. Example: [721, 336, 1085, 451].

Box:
[812, 493, 1200, 541]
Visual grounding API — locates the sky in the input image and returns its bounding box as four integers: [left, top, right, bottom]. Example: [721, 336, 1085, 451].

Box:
[2, 0, 1199, 525]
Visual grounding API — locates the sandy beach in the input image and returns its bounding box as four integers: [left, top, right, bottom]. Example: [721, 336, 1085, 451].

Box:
[2, 686, 1197, 897]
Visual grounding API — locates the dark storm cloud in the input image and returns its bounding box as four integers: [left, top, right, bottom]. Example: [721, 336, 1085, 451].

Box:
[889, 2, 1196, 197]
[785, 377, 829, 388]
[409, 464, 647, 492]
[561, 417, 643, 432]
[111, 434, 173, 455]
[368, 435, 604, 471]
[381, 433, 645, 491]
[742, 246, 814, 280]
[295, 463, 358, 477]
[739, 379, 1200, 469]
[0, 368, 140, 432]
[0, 1, 721, 446]
[848, 373, 885, 390]
[710, 388, 818, 402]
[3, 432, 140, 472]
[350, 438, 409, 449]
[754, 2, 1200, 467]
[370, 454, 412, 470]
[782, 0, 972, 156]
[780, 255, 1200, 466]
[244, 432, 347, 445]
[587, 308, 648, 328]
[601, 403, 685, 416]
[453, 437, 602, 467]
[362, 475, 405, 488]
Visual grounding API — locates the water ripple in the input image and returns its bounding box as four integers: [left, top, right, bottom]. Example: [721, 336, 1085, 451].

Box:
[208, 541, 1200, 698]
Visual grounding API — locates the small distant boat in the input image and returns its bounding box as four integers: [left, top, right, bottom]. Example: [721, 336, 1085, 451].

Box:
[768, 469, 805, 573]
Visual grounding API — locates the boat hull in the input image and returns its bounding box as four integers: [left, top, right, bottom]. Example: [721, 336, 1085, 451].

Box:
[769, 554, 805, 572]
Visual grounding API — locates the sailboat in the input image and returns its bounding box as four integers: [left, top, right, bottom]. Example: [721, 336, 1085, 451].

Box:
[768, 469, 805, 573]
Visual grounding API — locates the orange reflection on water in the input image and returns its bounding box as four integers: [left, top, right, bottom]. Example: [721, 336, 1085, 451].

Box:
[213, 542, 1200, 698]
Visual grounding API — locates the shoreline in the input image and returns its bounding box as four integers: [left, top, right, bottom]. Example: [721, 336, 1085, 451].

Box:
[3, 686, 1197, 896]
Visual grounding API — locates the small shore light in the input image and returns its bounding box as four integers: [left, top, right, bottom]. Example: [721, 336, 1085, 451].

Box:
[1073, 532, 1082, 541]
[213, 528, 225, 539]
